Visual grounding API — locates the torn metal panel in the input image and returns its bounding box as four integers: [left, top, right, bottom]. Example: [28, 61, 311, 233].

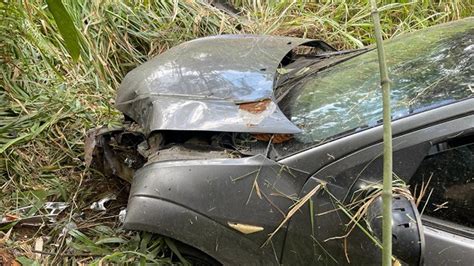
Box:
[85, 125, 146, 182]
[116, 35, 335, 134]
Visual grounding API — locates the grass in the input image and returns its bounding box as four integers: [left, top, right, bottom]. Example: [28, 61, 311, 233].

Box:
[0, 0, 471, 264]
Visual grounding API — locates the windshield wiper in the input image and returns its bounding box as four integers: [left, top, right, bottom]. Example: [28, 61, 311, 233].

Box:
[307, 47, 371, 59]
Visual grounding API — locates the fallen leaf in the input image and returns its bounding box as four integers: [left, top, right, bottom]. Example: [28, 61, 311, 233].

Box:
[238, 99, 271, 114]
[254, 133, 293, 144]
[227, 222, 264, 234]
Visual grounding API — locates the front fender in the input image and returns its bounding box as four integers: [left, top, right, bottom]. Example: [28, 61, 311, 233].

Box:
[124, 195, 276, 265]
[123, 155, 308, 264]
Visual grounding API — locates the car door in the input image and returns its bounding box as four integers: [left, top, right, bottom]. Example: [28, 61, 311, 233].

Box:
[281, 109, 474, 265]
[407, 132, 474, 266]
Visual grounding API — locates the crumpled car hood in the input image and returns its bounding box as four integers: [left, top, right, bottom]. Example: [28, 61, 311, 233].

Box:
[116, 34, 334, 134]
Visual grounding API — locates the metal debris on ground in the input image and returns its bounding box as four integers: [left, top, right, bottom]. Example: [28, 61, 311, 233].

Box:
[0, 202, 69, 227]
[90, 194, 117, 211]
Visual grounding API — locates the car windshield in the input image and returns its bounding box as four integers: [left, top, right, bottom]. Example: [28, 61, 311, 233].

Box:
[282, 19, 473, 146]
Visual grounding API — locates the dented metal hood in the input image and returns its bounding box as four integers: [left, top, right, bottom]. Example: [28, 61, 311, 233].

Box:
[116, 34, 334, 134]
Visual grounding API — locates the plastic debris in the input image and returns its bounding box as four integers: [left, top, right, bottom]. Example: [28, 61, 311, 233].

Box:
[90, 194, 117, 211]
[118, 209, 127, 223]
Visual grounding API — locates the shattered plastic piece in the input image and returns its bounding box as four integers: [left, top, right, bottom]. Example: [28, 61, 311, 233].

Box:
[90, 194, 117, 211]
[227, 222, 264, 234]
[34, 237, 44, 260]
[136, 140, 150, 157]
[44, 202, 68, 216]
[118, 209, 127, 224]
[84, 125, 146, 182]
[124, 157, 135, 167]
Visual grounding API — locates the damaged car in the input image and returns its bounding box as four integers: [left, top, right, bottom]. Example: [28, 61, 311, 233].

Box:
[88, 18, 474, 265]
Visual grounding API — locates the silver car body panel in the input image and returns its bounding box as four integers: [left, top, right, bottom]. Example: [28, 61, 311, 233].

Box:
[116, 35, 334, 134]
[424, 225, 474, 266]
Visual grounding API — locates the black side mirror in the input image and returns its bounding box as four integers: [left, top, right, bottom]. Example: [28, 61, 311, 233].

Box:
[366, 194, 425, 265]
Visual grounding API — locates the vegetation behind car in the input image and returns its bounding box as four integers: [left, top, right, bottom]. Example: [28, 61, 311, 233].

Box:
[0, 1, 472, 264]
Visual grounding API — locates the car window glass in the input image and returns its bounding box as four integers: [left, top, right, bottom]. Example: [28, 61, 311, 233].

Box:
[409, 134, 474, 228]
[275, 19, 473, 156]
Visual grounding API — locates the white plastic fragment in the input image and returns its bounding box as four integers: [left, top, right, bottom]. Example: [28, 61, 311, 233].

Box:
[90, 194, 117, 211]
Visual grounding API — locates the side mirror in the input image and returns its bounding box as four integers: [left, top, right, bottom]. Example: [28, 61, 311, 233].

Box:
[366, 194, 425, 265]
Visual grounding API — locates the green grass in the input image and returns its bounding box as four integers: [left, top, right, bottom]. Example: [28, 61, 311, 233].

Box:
[0, 0, 471, 264]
